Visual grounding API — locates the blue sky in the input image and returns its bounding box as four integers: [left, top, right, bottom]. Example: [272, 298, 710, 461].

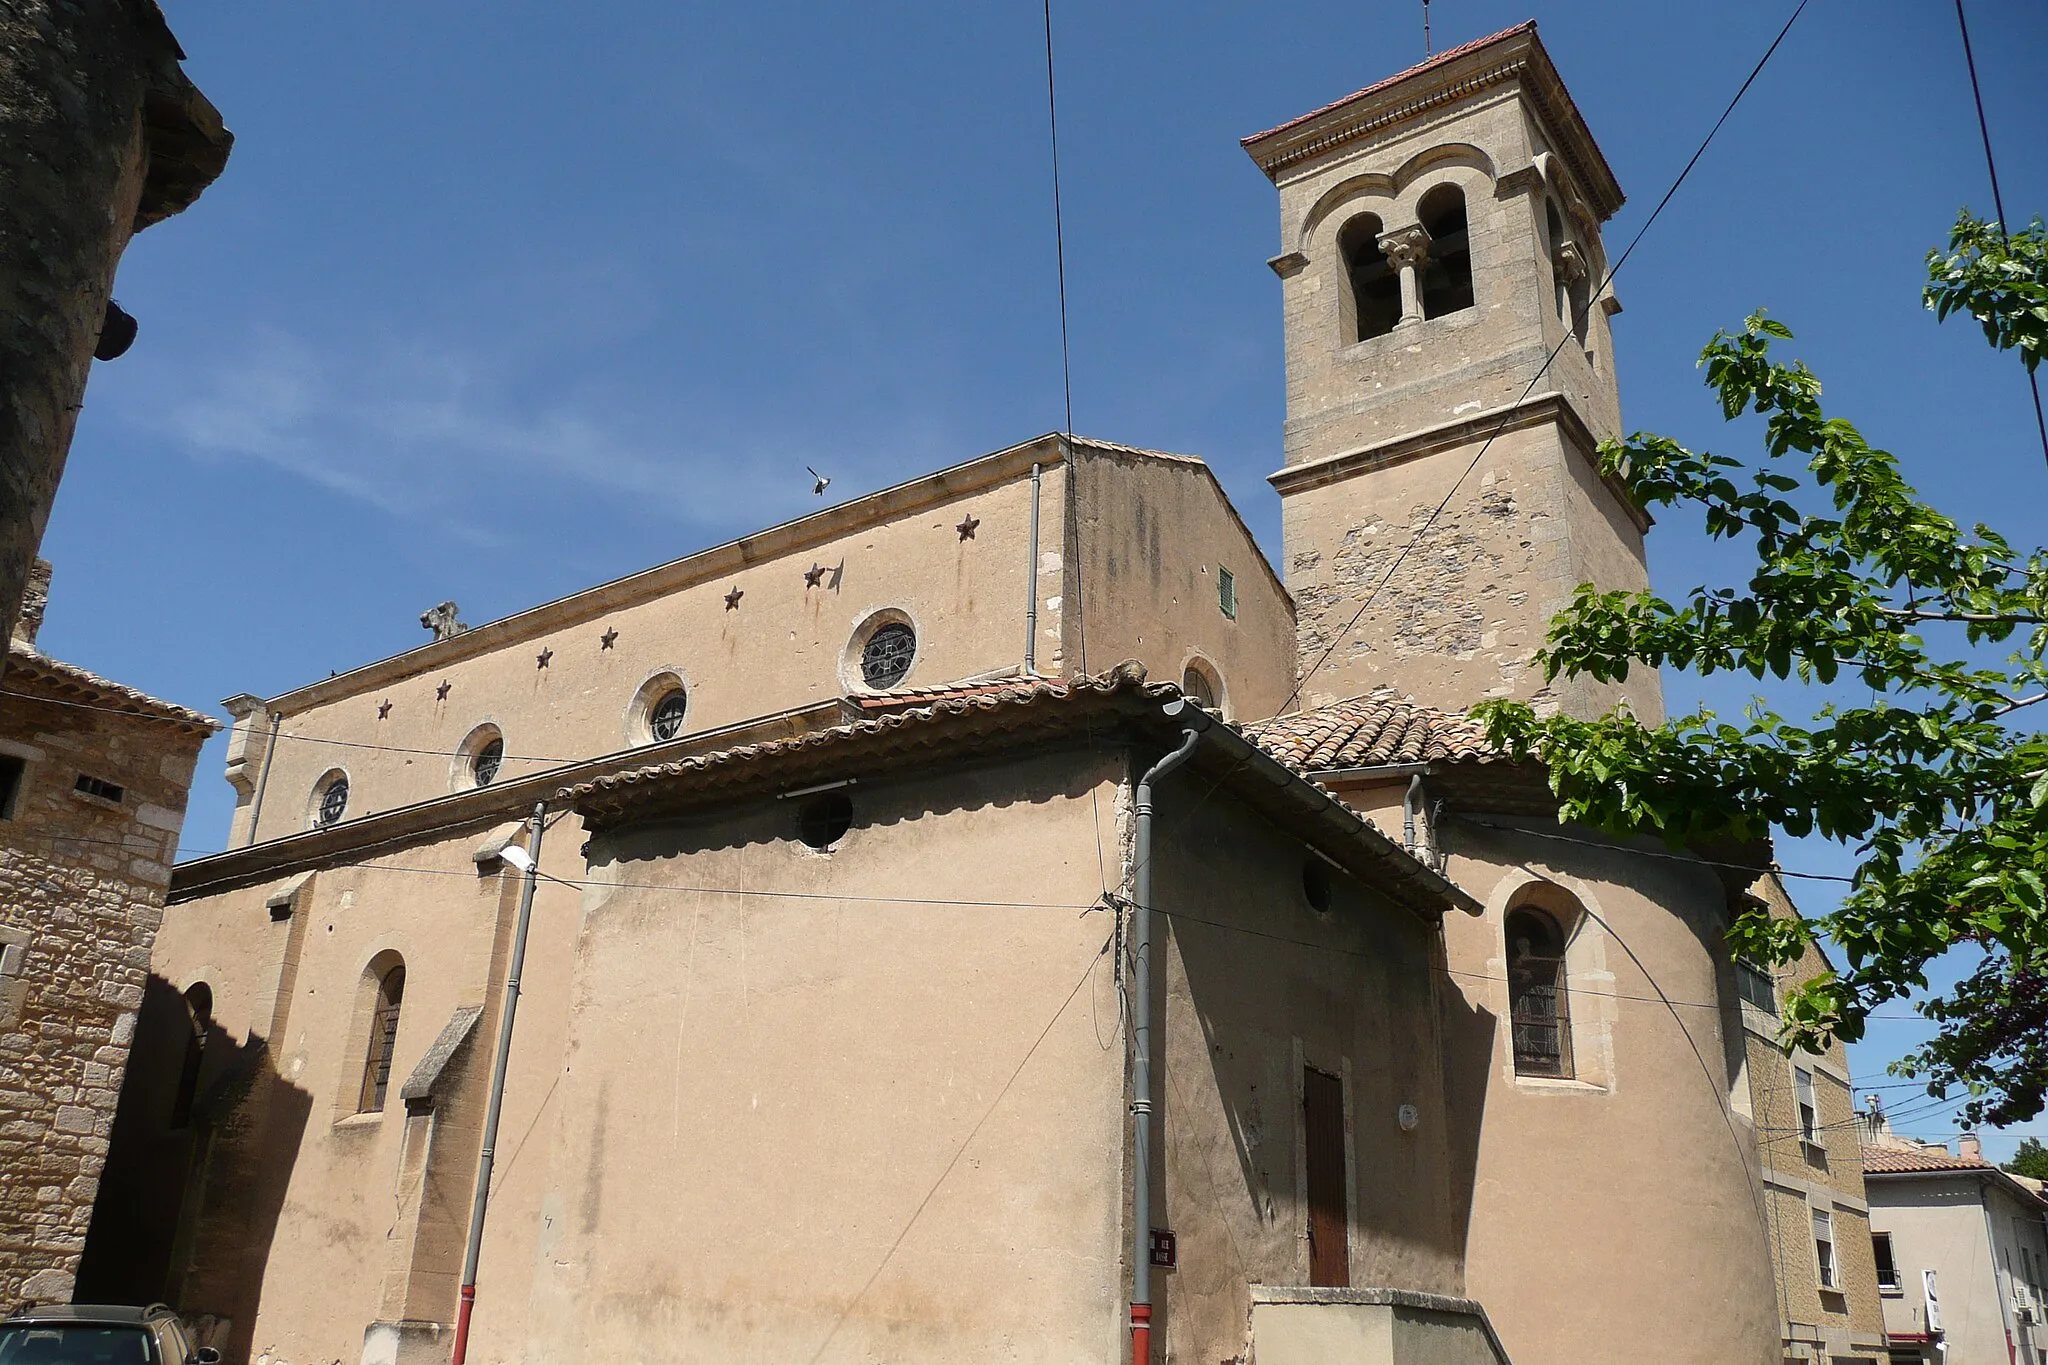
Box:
[38, 2, 2047, 1151]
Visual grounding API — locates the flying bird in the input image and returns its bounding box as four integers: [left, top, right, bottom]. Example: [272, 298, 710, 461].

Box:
[807, 466, 831, 496]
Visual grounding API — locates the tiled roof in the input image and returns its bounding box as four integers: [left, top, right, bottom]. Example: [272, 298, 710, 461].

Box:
[1860, 1145, 1994, 1175]
[6, 642, 219, 732]
[564, 665, 1173, 806]
[1246, 693, 1502, 772]
[1241, 21, 1537, 147]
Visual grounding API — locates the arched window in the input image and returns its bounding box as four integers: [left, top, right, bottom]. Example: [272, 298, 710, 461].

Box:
[170, 982, 211, 1129]
[358, 961, 405, 1113]
[1338, 213, 1399, 342]
[1505, 907, 1572, 1077]
[1417, 184, 1474, 319]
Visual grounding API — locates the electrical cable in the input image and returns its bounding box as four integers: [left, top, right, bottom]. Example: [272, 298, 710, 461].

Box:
[1276, 0, 1812, 719]
[1953, 0, 2048, 473]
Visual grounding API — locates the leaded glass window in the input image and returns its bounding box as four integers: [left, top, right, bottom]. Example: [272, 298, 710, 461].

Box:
[861, 622, 916, 689]
[1506, 908, 1571, 1078]
[472, 738, 503, 786]
[318, 775, 349, 827]
[651, 690, 688, 741]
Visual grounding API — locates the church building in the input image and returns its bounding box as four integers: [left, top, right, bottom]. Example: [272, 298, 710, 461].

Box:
[97, 24, 1787, 1365]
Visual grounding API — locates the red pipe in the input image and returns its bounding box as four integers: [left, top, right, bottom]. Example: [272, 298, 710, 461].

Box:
[450, 1285, 476, 1365]
[1130, 1302, 1151, 1365]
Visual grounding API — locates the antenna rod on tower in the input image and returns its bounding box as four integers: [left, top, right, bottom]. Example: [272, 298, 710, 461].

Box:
[1423, 0, 1432, 57]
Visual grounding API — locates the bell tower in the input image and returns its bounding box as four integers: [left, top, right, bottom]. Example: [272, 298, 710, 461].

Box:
[1245, 22, 1661, 721]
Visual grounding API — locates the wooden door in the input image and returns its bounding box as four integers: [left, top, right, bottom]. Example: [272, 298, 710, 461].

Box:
[1303, 1065, 1348, 1287]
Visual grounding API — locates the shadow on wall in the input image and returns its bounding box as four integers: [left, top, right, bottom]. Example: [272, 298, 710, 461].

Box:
[1436, 948, 1496, 1269]
[76, 974, 309, 1363]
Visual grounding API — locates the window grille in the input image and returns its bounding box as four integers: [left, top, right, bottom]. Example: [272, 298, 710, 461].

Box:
[472, 738, 503, 786]
[74, 773, 124, 803]
[317, 775, 349, 827]
[1506, 908, 1572, 1078]
[861, 623, 916, 689]
[359, 964, 405, 1113]
[651, 690, 689, 741]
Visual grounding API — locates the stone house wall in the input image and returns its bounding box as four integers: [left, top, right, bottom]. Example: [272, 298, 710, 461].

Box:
[0, 648, 213, 1302]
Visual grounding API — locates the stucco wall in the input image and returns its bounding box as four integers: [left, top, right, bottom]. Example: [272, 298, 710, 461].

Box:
[526, 748, 1128, 1363]
[231, 456, 1067, 843]
[1068, 446, 1297, 722]
[1327, 780, 1777, 1365]
[1154, 784, 1463, 1364]
[0, 672, 207, 1303]
[1870, 1173, 2048, 1365]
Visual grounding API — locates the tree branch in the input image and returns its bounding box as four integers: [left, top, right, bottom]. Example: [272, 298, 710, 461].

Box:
[1878, 607, 2046, 625]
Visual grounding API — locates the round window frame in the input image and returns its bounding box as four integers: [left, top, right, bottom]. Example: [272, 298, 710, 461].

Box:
[796, 793, 855, 851]
[452, 723, 506, 792]
[1180, 654, 1226, 716]
[841, 608, 921, 695]
[626, 670, 693, 746]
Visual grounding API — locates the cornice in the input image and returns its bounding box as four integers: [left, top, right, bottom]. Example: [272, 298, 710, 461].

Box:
[1267, 391, 1651, 535]
[1243, 28, 1623, 223]
[259, 434, 1072, 716]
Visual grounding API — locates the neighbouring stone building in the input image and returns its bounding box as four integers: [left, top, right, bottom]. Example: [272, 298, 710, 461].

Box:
[103, 22, 1795, 1365]
[1735, 873, 1888, 1363]
[0, 565, 218, 1304]
[0, 0, 230, 646]
[1860, 1122, 2048, 1365]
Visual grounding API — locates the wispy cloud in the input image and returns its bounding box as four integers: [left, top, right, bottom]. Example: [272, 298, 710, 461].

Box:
[116, 327, 955, 547]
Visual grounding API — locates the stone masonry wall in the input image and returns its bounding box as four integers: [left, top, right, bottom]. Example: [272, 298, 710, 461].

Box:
[0, 672, 208, 1303]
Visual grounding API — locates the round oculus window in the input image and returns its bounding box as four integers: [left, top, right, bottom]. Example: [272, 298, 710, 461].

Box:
[317, 776, 349, 827]
[472, 738, 504, 786]
[860, 622, 916, 689]
[650, 689, 688, 742]
[798, 793, 854, 850]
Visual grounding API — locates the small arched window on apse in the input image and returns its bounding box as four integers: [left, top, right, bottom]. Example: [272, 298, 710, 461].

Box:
[357, 958, 406, 1114]
[170, 982, 212, 1129]
[1180, 657, 1224, 716]
[1417, 184, 1474, 320]
[1337, 213, 1400, 342]
[1505, 903, 1573, 1078]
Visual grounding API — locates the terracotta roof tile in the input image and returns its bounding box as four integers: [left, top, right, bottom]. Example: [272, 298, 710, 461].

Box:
[6, 642, 220, 732]
[1245, 693, 1501, 772]
[1859, 1145, 1995, 1175]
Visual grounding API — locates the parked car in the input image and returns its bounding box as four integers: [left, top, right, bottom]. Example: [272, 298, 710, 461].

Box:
[0, 1305, 219, 1365]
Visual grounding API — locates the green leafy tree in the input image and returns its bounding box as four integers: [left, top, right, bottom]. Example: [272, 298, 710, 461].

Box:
[1475, 210, 2048, 1127]
[2006, 1137, 2048, 1181]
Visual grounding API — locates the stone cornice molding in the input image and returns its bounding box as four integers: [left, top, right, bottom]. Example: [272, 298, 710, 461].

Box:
[1242, 25, 1624, 223]
[258, 434, 1072, 715]
[1267, 391, 1652, 535]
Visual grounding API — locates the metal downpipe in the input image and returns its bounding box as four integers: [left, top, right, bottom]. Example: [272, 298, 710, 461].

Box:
[1131, 725, 1201, 1365]
[451, 801, 546, 1365]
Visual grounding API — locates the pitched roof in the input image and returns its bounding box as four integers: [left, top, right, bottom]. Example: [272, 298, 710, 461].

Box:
[1860, 1145, 1995, 1175]
[1240, 22, 1537, 147]
[1245, 693, 1502, 772]
[6, 642, 220, 734]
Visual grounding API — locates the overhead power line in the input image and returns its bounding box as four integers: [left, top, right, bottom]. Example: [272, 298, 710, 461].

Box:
[1952, 0, 2048, 473]
[1280, 0, 1812, 716]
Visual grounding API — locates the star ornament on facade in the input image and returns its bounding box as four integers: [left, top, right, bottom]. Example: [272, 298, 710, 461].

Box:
[376, 699, 392, 720]
[600, 627, 618, 650]
[803, 564, 826, 589]
[537, 648, 553, 669]
[724, 586, 744, 611]
[435, 680, 451, 701]
[956, 514, 980, 541]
